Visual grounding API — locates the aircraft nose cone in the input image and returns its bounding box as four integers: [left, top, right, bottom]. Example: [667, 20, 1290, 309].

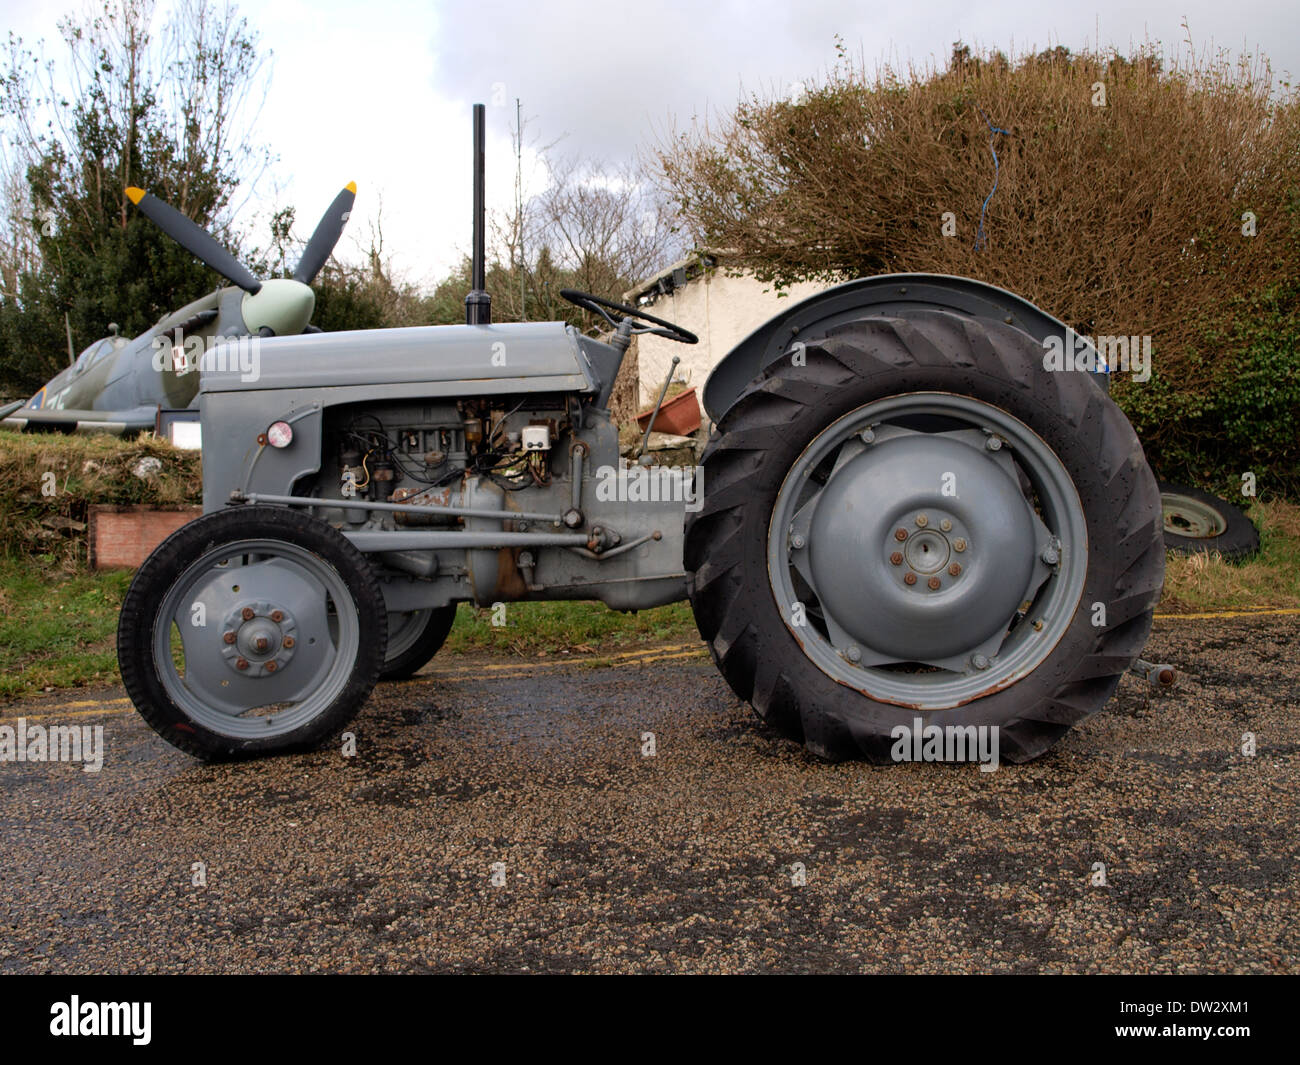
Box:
[240, 278, 316, 337]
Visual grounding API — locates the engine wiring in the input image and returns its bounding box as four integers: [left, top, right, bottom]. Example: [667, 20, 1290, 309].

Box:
[339, 399, 559, 496]
[475, 449, 534, 492]
[343, 424, 457, 488]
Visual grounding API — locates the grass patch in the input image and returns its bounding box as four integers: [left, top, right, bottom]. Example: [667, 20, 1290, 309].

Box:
[444, 599, 699, 656]
[0, 558, 130, 699]
[0, 429, 201, 568]
[1158, 499, 1300, 613]
[0, 558, 700, 701]
[0, 497, 1295, 699]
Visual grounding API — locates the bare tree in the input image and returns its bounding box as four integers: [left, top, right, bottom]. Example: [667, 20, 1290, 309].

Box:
[0, 0, 272, 271]
[534, 154, 679, 299]
[487, 139, 682, 328]
[0, 0, 273, 391]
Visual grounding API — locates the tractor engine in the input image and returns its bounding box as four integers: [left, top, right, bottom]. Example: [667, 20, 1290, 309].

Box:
[321, 399, 566, 517]
[299, 398, 686, 612]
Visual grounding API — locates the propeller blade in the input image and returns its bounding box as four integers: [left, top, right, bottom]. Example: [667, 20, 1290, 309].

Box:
[125, 187, 262, 294]
[293, 182, 356, 284]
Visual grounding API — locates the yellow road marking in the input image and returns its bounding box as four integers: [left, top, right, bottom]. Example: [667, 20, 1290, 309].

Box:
[0, 705, 134, 725]
[432, 642, 705, 677]
[1155, 607, 1300, 620]
[5, 610, 1296, 719]
[47, 697, 131, 710]
[0, 644, 711, 719]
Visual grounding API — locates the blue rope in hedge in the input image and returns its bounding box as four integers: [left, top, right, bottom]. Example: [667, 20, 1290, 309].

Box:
[973, 107, 1010, 252]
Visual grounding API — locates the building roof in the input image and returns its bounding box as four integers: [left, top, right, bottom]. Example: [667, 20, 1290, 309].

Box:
[623, 250, 725, 305]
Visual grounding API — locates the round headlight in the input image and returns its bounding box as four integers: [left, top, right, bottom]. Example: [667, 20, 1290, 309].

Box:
[266, 421, 293, 448]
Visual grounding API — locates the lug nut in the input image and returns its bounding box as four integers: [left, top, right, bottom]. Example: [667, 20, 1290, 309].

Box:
[903, 572, 917, 585]
[1041, 547, 1060, 565]
[222, 631, 237, 645]
[282, 636, 295, 649]
[845, 646, 862, 663]
[266, 661, 278, 673]
[940, 518, 952, 532]
[235, 658, 249, 670]
[791, 534, 806, 550]
[889, 551, 903, 566]
[953, 538, 967, 552]
[927, 576, 941, 590]
[241, 607, 255, 621]
[859, 428, 875, 444]
[915, 514, 929, 528]
[270, 610, 284, 623]
[948, 563, 962, 576]
[972, 654, 990, 670]
[895, 528, 909, 541]
[986, 437, 1002, 451]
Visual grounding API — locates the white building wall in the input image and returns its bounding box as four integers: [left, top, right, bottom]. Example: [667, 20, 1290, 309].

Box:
[634, 269, 828, 412]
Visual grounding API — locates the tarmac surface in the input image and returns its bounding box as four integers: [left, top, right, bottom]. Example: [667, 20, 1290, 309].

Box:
[1, 614, 1297, 974]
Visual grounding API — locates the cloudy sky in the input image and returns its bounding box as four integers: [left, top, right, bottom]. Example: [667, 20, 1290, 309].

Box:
[5, 0, 1297, 287]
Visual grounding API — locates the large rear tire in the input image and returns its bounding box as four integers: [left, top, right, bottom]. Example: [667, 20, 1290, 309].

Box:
[117, 506, 387, 760]
[685, 311, 1164, 764]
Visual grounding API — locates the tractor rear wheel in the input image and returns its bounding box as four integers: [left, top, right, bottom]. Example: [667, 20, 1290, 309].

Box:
[684, 311, 1164, 763]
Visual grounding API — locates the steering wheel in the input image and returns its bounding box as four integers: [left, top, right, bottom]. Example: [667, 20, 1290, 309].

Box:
[559, 288, 698, 345]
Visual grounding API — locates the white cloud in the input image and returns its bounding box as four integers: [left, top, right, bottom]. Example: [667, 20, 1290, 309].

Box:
[7, 0, 1298, 289]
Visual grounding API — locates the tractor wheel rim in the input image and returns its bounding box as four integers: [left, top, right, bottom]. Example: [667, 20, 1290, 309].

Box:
[1161, 492, 1228, 539]
[766, 392, 1088, 710]
[385, 609, 433, 660]
[152, 538, 361, 739]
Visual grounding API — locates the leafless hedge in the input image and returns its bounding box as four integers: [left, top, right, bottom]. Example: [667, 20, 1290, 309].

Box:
[657, 42, 1300, 395]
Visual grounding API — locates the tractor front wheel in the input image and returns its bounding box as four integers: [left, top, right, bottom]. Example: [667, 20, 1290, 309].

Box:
[117, 506, 387, 759]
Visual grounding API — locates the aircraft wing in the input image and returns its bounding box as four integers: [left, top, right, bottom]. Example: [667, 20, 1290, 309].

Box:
[0, 404, 160, 435]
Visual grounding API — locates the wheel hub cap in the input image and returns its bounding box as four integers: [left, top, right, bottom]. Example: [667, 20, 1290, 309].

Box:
[902, 527, 951, 574]
[768, 392, 1088, 709]
[222, 601, 299, 678]
[807, 434, 1037, 662]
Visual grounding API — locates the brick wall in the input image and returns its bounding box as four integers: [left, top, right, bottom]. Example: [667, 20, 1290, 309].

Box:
[88, 505, 202, 569]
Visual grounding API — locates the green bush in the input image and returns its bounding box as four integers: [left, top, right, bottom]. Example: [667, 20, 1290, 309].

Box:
[1117, 282, 1300, 498]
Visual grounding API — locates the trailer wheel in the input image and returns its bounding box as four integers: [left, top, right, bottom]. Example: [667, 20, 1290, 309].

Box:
[117, 506, 387, 760]
[685, 311, 1164, 764]
[1159, 482, 1260, 561]
[380, 606, 457, 680]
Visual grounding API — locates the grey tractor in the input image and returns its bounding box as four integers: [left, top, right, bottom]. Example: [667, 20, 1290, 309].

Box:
[116, 106, 1165, 763]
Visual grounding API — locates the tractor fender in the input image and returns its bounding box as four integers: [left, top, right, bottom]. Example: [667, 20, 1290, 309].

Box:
[701, 272, 1106, 423]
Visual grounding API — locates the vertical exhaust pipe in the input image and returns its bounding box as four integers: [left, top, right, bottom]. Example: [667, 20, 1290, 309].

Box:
[465, 103, 492, 325]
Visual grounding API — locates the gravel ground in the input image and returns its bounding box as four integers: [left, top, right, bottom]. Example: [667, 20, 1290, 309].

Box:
[1, 615, 1297, 974]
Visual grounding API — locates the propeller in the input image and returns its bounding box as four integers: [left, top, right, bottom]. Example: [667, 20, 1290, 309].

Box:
[124, 182, 357, 334]
[125, 187, 263, 294]
[294, 182, 356, 284]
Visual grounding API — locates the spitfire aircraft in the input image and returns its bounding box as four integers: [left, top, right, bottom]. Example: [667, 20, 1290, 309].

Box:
[0, 182, 357, 435]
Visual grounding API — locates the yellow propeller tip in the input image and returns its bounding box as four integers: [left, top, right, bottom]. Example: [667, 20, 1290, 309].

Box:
[345, 181, 357, 194]
[125, 187, 145, 204]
